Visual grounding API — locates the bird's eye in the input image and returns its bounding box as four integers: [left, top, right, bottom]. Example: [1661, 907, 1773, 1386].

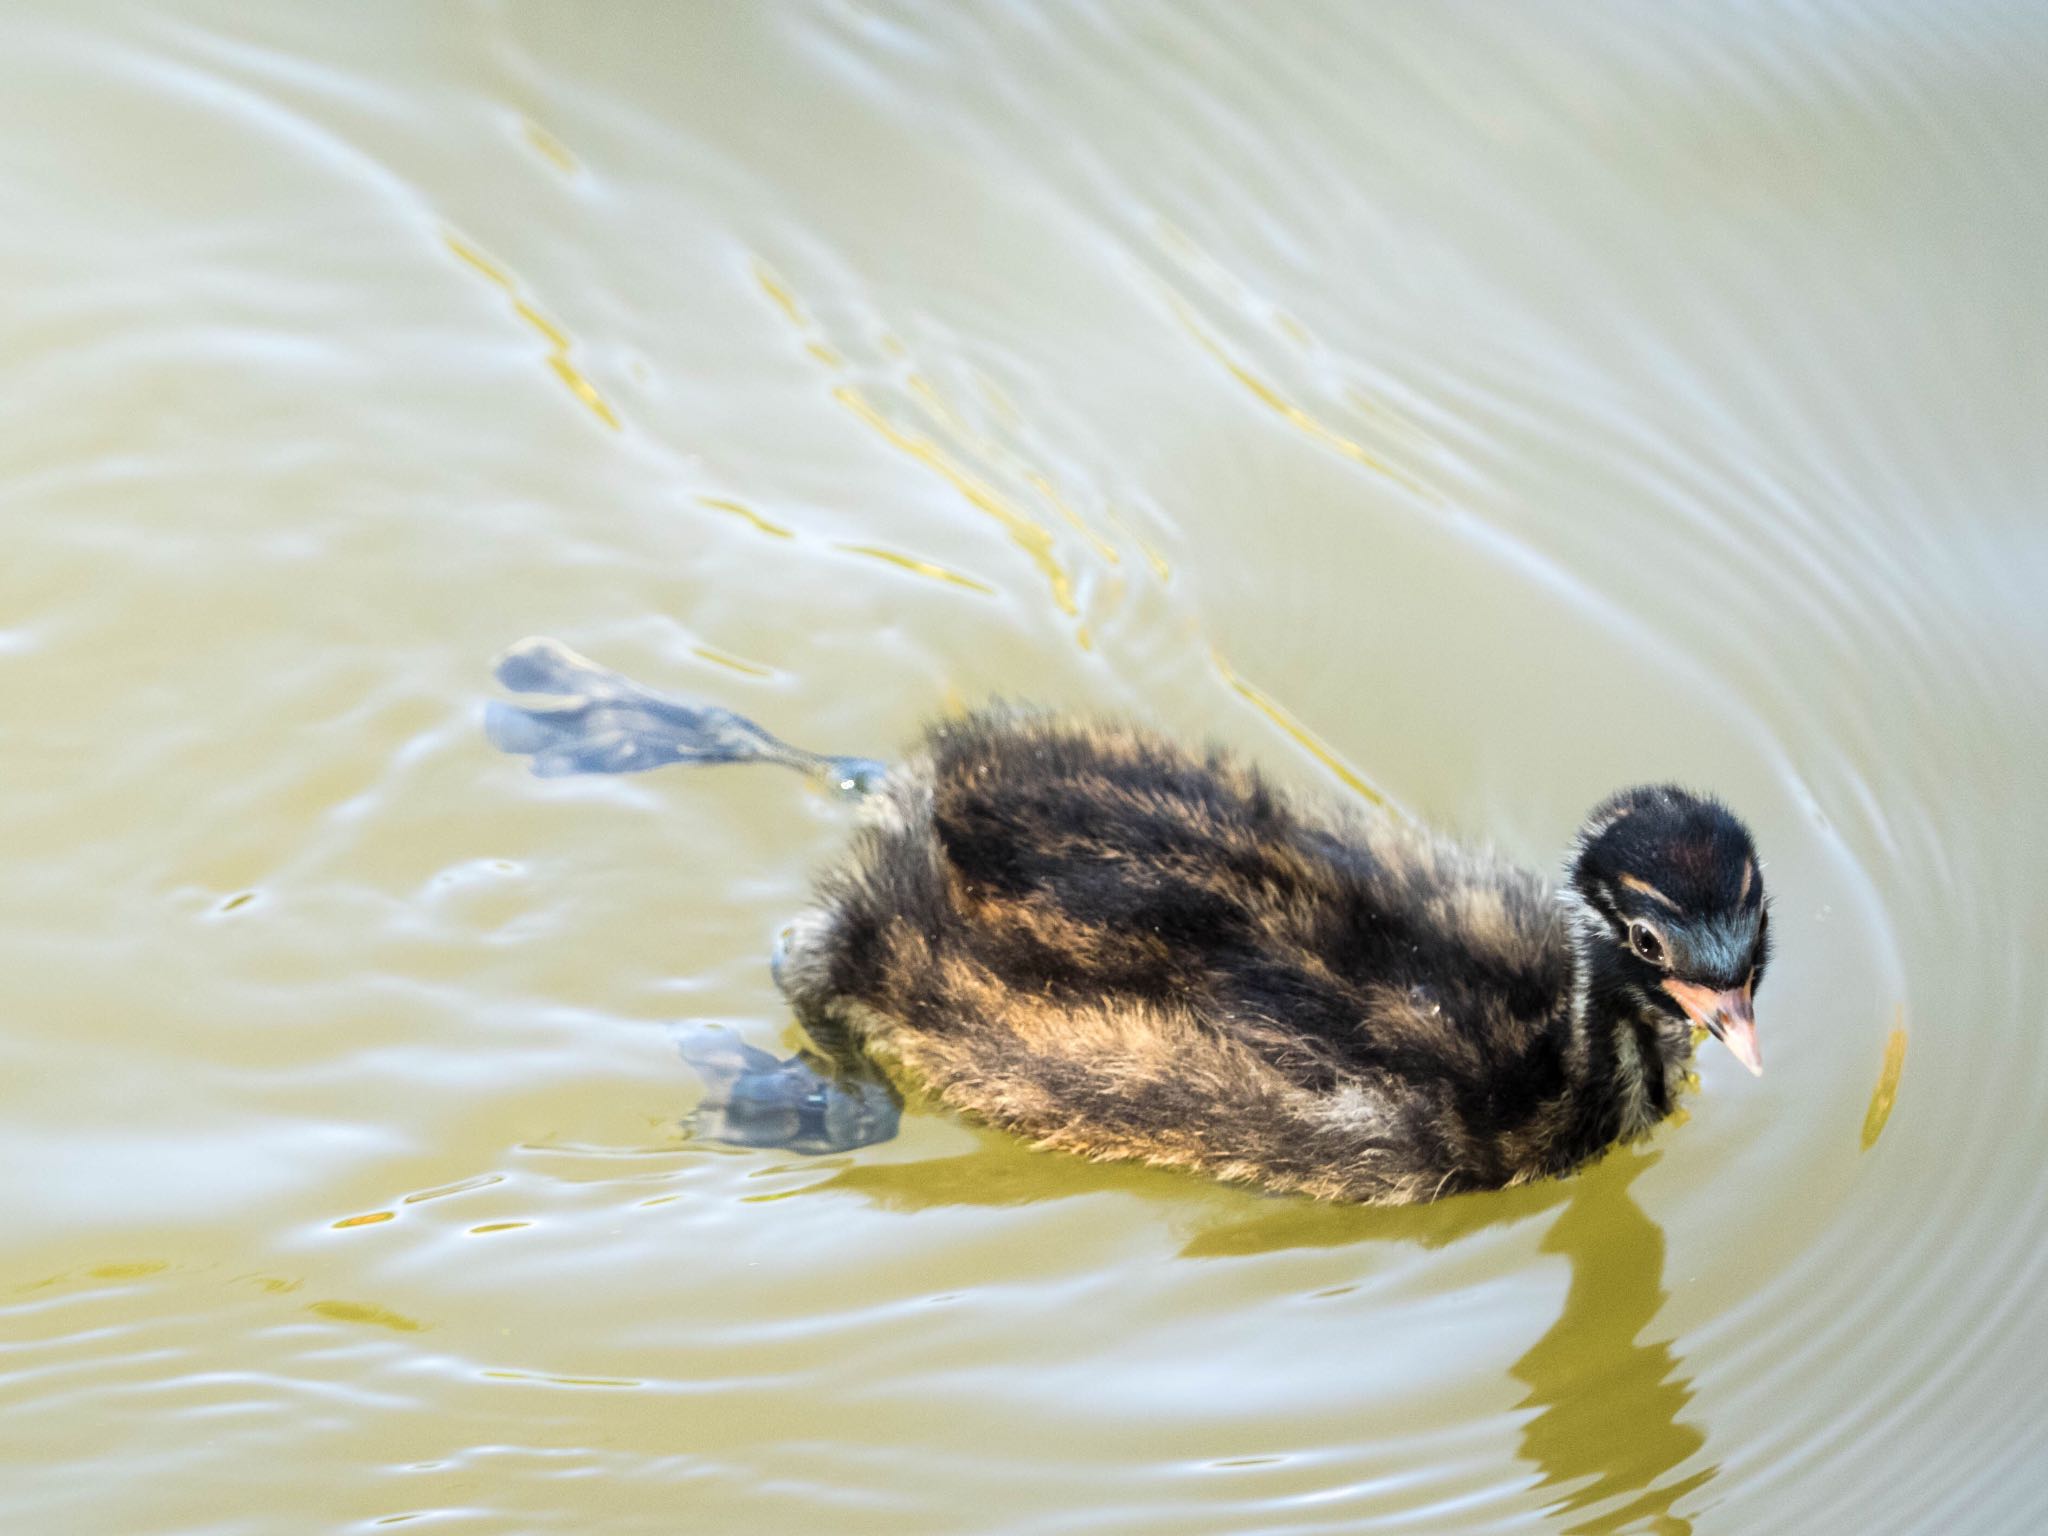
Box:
[1628, 921, 1667, 966]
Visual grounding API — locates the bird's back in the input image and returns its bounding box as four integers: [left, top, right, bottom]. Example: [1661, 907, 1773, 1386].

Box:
[777, 710, 1585, 1202]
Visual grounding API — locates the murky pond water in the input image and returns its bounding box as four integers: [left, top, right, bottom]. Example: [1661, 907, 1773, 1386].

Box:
[4, 4, 2044, 1532]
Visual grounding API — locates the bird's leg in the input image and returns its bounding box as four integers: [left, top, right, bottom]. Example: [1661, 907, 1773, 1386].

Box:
[676, 1023, 901, 1155]
[490, 638, 900, 1153]
[486, 636, 886, 796]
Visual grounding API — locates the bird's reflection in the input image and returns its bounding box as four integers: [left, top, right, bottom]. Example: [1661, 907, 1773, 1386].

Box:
[781, 1131, 1713, 1530]
[1509, 1154, 1714, 1534]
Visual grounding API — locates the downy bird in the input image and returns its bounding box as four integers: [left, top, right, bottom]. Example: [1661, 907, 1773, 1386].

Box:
[490, 638, 1768, 1204]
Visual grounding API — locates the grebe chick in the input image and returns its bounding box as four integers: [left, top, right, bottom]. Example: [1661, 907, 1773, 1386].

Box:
[491, 639, 1770, 1205]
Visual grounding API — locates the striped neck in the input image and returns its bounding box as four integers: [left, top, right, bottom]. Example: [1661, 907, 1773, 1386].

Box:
[1560, 885, 1692, 1143]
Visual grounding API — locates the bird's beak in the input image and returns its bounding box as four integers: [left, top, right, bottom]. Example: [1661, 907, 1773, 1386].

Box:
[1661, 978, 1762, 1076]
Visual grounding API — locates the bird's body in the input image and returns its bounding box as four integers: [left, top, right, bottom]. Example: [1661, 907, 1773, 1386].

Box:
[778, 711, 1685, 1204]
[490, 639, 1770, 1205]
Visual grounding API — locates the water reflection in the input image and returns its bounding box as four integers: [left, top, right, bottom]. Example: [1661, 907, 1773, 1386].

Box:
[1511, 1157, 1713, 1535]
[1175, 1166, 1574, 1258]
[769, 1123, 1191, 1210]
[809, 1136, 1710, 1529]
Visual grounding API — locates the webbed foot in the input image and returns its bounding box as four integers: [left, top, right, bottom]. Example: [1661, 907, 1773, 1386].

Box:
[676, 1023, 900, 1155]
[487, 636, 884, 797]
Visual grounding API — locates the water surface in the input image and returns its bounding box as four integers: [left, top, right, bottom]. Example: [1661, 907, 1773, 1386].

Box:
[3, 4, 2044, 1532]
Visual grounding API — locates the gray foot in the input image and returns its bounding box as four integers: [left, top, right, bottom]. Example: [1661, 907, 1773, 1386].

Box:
[676, 1023, 900, 1155]
[487, 635, 886, 796]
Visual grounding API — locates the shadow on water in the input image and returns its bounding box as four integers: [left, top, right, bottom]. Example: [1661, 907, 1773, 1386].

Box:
[809, 1134, 1712, 1529]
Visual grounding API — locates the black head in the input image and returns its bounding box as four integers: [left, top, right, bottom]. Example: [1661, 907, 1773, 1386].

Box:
[1568, 785, 1770, 1075]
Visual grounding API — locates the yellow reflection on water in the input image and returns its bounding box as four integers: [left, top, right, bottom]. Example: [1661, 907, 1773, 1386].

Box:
[833, 384, 1078, 617]
[86, 1260, 168, 1281]
[1862, 1013, 1909, 1150]
[752, 259, 810, 329]
[444, 234, 621, 431]
[1164, 293, 1439, 503]
[520, 119, 579, 176]
[696, 494, 796, 540]
[691, 644, 774, 679]
[1105, 505, 1173, 584]
[750, 262, 1104, 635]
[481, 1368, 640, 1389]
[1026, 471, 1121, 565]
[1209, 648, 1390, 808]
[835, 542, 996, 594]
[307, 1299, 425, 1332]
[402, 1173, 505, 1205]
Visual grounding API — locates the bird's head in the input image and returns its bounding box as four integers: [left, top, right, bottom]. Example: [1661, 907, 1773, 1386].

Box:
[1567, 785, 1770, 1076]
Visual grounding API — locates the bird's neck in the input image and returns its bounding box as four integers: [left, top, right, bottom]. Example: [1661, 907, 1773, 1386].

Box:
[1562, 895, 1693, 1144]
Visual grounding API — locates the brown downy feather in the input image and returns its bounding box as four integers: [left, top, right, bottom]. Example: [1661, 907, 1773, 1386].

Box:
[777, 710, 1726, 1205]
